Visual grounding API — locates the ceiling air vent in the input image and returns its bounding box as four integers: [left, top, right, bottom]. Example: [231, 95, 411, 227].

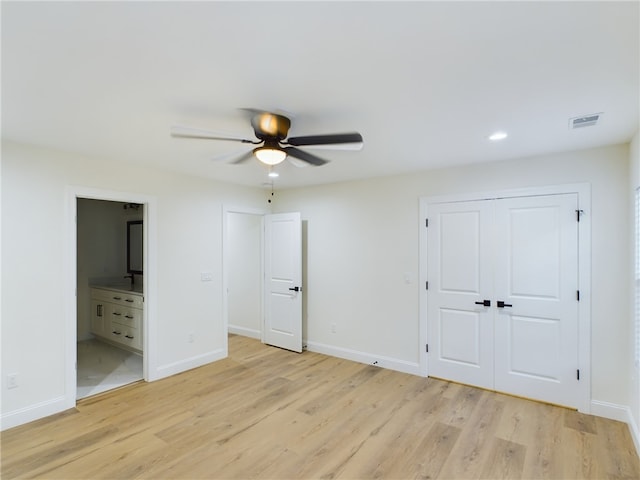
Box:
[569, 113, 602, 129]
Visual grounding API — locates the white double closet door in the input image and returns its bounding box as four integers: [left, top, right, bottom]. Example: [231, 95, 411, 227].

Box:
[427, 193, 580, 408]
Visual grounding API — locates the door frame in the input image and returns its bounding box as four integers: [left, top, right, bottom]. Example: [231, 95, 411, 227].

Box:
[419, 183, 591, 413]
[222, 205, 270, 354]
[65, 186, 157, 410]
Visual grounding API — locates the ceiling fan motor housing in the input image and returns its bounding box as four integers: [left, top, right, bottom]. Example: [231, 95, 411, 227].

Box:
[251, 112, 291, 141]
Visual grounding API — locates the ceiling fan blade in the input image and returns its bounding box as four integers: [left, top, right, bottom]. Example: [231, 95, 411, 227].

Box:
[211, 148, 255, 164]
[284, 146, 329, 166]
[229, 150, 256, 164]
[286, 132, 363, 150]
[171, 125, 257, 143]
[286, 157, 310, 168]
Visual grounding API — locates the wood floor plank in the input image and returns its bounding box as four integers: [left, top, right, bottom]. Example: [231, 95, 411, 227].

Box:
[2, 334, 639, 480]
[437, 391, 506, 479]
[480, 437, 527, 479]
[593, 415, 640, 479]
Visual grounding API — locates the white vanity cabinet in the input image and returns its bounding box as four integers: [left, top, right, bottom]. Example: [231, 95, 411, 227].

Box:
[90, 287, 143, 353]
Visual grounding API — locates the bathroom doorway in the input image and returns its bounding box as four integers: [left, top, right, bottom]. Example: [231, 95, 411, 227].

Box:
[76, 198, 144, 398]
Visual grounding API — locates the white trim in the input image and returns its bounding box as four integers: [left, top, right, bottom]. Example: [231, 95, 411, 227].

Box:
[629, 408, 640, 458]
[419, 182, 592, 413]
[591, 399, 632, 423]
[228, 325, 261, 339]
[222, 204, 269, 353]
[590, 400, 640, 456]
[66, 186, 159, 400]
[1, 396, 68, 431]
[306, 341, 422, 376]
[419, 182, 590, 205]
[155, 349, 226, 379]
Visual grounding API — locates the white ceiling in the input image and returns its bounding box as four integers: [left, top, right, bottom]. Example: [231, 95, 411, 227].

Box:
[2, 1, 638, 189]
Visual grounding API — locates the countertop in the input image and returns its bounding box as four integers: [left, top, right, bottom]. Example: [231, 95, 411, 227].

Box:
[90, 283, 144, 295]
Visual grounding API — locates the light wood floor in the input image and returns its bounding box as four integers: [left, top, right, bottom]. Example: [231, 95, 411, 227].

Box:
[2, 334, 639, 479]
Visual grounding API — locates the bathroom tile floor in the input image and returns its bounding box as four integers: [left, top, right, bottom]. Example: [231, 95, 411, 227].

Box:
[77, 339, 143, 399]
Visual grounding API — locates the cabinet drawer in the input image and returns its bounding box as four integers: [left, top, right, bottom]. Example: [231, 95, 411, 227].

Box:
[108, 305, 141, 329]
[108, 293, 143, 308]
[109, 321, 142, 351]
[91, 287, 143, 308]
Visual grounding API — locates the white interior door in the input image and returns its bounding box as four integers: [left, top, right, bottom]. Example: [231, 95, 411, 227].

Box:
[264, 212, 302, 353]
[427, 200, 494, 389]
[427, 194, 580, 408]
[493, 194, 579, 407]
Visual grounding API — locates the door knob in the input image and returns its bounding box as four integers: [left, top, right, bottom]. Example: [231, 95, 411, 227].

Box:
[497, 301, 512, 308]
[474, 300, 491, 307]
[288, 286, 301, 292]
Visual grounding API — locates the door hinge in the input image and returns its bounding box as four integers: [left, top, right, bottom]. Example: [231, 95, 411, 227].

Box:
[425, 218, 429, 228]
[425, 281, 429, 290]
[576, 209, 584, 222]
[576, 290, 580, 301]
[426, 344, 429, 353]
[577, 369, 580, 380]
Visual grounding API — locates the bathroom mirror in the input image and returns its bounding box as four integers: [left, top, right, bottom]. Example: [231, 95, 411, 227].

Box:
[127, 220, 143, 274]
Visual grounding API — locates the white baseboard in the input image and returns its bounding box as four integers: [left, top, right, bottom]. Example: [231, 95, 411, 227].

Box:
[591, 399, 640, 457]
[1, 395, 70, 431]
[152, 348, 226, 381]
[305, 340, 421, 376]
[590, 399, 630, 422]
[228, 325, 261, 340]
[629, 411, 640, 458]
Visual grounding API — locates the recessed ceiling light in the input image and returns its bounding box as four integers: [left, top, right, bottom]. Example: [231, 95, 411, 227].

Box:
[268, 171, 279, 178]
[488, 131, 508, 141]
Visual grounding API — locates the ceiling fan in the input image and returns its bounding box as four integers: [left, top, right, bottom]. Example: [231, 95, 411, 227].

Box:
[170, 109, 363, 167]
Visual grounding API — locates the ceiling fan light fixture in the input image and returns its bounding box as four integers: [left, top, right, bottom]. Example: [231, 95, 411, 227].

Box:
[254, 146, 287, 165]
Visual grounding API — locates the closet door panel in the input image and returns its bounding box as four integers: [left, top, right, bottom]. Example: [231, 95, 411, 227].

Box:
[427, 200, 493, 389]
[493, 194, 579, 408]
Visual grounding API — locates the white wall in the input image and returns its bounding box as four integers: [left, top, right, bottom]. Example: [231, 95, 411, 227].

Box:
[630, 130, 640, 450]
[1, 141, 268, 428]
[227, 212, 262, 338]
[2, 139, 634, 431]
[274, 144, 631, 414]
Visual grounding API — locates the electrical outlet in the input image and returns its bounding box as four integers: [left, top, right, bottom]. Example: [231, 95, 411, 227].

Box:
[188, 331, 195, 343]
[200, 272, 213, 282]
[7, 373, 18, 389]
[331, 323, 337, 333]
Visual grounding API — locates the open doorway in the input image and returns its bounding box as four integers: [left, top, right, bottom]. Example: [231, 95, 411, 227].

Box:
[65, 186, 155, 410]
[225, 210, 263, 339]
[223, 207, 305, 354]
[76, 198, 144, 399]
[224, 207, 267, 354]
